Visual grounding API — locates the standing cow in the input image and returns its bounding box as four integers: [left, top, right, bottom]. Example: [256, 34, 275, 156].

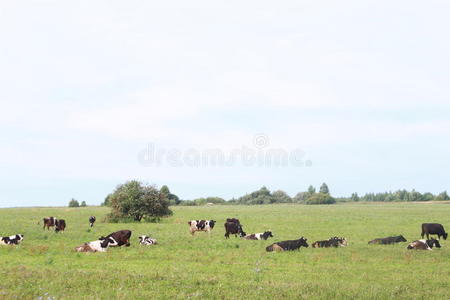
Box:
[421, 223, 447, 240]
[224, 218, 246, 239]
[89, 216, 96, 227]
[188, 220, 216, 236]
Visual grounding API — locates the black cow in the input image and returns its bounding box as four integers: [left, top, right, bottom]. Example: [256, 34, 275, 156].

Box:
[368, 235, 407, 245]
[224, 220, 246, 239]
[421, 223, 448, 240]
[266, 237, 309, 252]
[407, 239, 441, 250]
[55, 219, 66, 233]
[89, 216, 96, 227]
[99, 230, 132, 247]
[0, 234, 24, 245]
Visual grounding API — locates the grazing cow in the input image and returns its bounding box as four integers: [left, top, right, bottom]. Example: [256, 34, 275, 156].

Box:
[138, 235, 157, 245]
[368, 235, 407, 245]
[312, 237, 348, 248]
[421, 223, 448, 240]
[55, 219, 66, 232]
[75, 239, 115, 252]
[407, 239, 441, 250]
[224, 221, 246, 239]
[244, 231, 274, 240]
[266, 237, 309, 252]
[99, 230, 132, 247]
[188, 220, 216, 236]
[89, 216, 96, 227]
[0, 234, 24, 245]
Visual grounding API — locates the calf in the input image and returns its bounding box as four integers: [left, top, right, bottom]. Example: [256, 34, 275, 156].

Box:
[138, 235, 157, 245]
[368, 235, 407, 245]
[421, 223, 447, 240]
[99, 230, 132, 247]
[0, 234, 24, 245]
[224, 221, 246, 239]
[244, 231, 273, 240]
[89, 216, 96, 227]
[312, 237, 348, 248]
[407, 239, 441, 250]
[188, 220, 216, 236]
[266, 237, 309, 252]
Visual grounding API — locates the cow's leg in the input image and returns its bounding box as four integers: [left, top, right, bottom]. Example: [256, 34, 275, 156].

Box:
[224, 233, 229, 239]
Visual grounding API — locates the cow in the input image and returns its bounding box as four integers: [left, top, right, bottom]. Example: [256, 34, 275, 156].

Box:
[55, 219, 66, 233]
[138, 235, 157, 245]
[89, 216, 96, 227]
[99, 230, 132, 247]
[421, 223, 448, 240]
[75, 239, 116, 252]
[0, 234, 24, 245]
[188, 220, 216, 236]
[224, 220, 246, 239]
[312, 237, 348, 248]
[244, 231, 273, 240]
[42, 217, 57, 230]
[266, 237, 309, 252]
[407, 239, 441, 250]
[368, 235, 407, 245]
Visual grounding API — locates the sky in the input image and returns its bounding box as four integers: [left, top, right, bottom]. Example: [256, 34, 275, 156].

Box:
[1, 1, 450, 207]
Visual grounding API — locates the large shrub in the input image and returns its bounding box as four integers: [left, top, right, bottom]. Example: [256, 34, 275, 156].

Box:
[305, 193, 336, 205]
[107, 180, 172, 222]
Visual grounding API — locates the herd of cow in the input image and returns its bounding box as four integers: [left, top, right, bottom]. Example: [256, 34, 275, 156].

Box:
[0, 216, 447, 253]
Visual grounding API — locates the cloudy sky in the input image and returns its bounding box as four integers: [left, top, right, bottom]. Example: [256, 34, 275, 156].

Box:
[1, 1, 450, 207]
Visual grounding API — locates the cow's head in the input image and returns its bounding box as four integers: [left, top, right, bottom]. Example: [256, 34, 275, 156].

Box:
[100, 237, 116, 248]
[428, 238, 441, 249]
[262, 231, 273, 240]
[398, 235, 407, 242]
[138, 235, 148, 244]
[16, 234, 24, 242]
[298, 237, 309, 248]
[443, 232, 448, 240]
[209, 220, 216, 228]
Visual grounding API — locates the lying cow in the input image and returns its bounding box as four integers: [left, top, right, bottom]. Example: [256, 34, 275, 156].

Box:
[407, 239, 441, 250]
[368, 235, 406, 245]
[89, 216, 96, 227]
[0, 234, 24, 245]
[138, 235, 157, 245]
[312, 237, 348, 248]
[188, 220, 216, 236]
[421, 223, 448, 240]
[266, 237, 309, 252]
[75, 238, 116, 252]
[224, 218, 246, 238]
[99, 230, 132, 247]
[244, 231, 273, 240]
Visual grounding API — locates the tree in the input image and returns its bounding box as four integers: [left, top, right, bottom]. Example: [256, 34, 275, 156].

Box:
[305, 193, 336, 205]
[68, 198, 79, 207]
[293, 192, 308, 203]
[80, 201, 87, 207]
[102, 194, 112, 206]
[319, 183, 330, 194]
[351, 193, 360, 202]
[436, 191, 450, 201]
[307, 185, 316, 194]
[160, 185, 181, 206]
[272, 190, 292, 203]
[108, 180, 172, 222]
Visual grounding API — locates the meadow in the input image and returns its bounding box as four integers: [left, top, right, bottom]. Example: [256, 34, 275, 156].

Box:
[1, 203, 450, 299]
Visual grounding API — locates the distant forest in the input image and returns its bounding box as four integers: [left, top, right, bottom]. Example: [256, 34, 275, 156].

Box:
[137, 184, 450, 206]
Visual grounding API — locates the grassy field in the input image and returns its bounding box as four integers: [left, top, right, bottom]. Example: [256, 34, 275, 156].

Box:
[1, 203, 450, 299]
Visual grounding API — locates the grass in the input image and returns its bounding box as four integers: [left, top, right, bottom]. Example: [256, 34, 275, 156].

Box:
[1, 203, 450, 299]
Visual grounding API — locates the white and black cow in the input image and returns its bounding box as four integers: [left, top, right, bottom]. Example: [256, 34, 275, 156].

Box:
[99, 230, 132, 247]
[89, 216, 96, 227]
[75, 239, 115, 252]
[0, 234, 24, 245]
[188, 220, 216, 235]
[244, 231, 274, 240]
[138, 235, 157, 245]
[407, 239, 441, 250]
